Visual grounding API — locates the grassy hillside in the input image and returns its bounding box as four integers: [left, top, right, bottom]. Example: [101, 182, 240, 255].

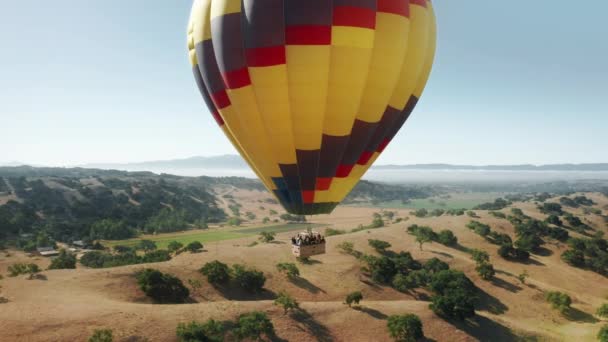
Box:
[0, 167, 431, 250]
[1, 191, 607, 341]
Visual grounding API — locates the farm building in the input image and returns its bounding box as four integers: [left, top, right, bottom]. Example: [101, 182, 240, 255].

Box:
[36, 247, 59, 257]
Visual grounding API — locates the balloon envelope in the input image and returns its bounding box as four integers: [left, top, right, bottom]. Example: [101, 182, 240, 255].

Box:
[188, 0, 436, 215]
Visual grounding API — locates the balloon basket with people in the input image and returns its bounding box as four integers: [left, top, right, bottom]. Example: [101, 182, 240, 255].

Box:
[291, 230, 326, 258]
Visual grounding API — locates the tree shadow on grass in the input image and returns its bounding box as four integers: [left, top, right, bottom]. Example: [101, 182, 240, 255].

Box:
[290, 309, 334, 342]
[495, 269, 516, 278]
[30, 274, 47, 281]
[291, 277, 326, 294]
[448, 315, 521, 342]
[532, 247, 553, 257]
[454, 244, 472, 254]
[353, 306, 388, 320]
[522, 257, 545, 267]
[214, 285, 277, 301]
[297, 258, 322, 265]
[475, 286, 508, 315]
[564, 307, 599, 323]
[430, 250, 453, 258]
[491, 277, 523, 293]
[358, 277, 382, 290]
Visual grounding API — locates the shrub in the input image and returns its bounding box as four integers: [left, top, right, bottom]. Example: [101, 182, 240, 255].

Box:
[80, 251, 109, 268]
[423, 258, 449, 274]
[370, 213, 385, 228]
[227, 216, 243, 226]
[599, 324, 608, 342]
[137, 240, 157, 253]
[548, 227, 569, 242]
[167, 241, 184, 253]
[489, 211, 507, 219]
[408, 270, 432, 288]
[517, 270, 529, 284]
[387, 314, 424, 342]
[565, 214, 584, 227]
[337, 241, 355, 255]
[274, 292, 300, 314]
[546, 215, 563, 226]
[392, 274, 412, 292]
[539, 203, 563, 215]
[259, 231, 276, 243]
[561, 249, 585, 267]
[235, 311, 274, 341]
[466, 221, 491, 237]
[475, 198, 510, 211]
[136, 269, 190, 303]
[113, 245, 133, 254]
[185, 241, 203, 253]
[410, 208, 427, 218]
[488, 232, 512, 246]
[88, 329, 113, 342]
[325, 228, 346, 236]
[470, 249, 490, 264]
[514, 234, 543, 252]
[437, 230, 458, 246]
[141, 250, 172, 263]
[467, 211, 479, 218]
[476, 262, 495, 281]
[232, 264, 266, 293]
[368, 239, 391, 253]
[345, 291, 363, 307]
[176, 320, 224, 342]
[8, 263, 40, 278]
[545, 291, 572, 313]
[276, 262, 300, 279]
[200, 260, 230, 285]
[430, 209, 445, 217]
[49, 249, 77, 269]
[597, 304, 608, 319]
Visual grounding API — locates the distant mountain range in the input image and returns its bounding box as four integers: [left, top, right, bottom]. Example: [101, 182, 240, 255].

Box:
[2, 155, 606, 172]
[80, 155, 608, 172]
[373, 163, 608, 171]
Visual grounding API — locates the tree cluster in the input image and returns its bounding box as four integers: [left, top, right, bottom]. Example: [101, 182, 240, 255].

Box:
[0, 173, 225, 247]
[407, 225, 458, 249]
[199, 260, 266, 293]
[176, 312, 274, 342]
[561, 236, 608, 275]
[80, 248, 171, 269]
[48, 249, 77, 269]
[474, 198, 510, 210]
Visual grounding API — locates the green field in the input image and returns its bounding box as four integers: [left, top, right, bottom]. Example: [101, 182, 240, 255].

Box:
[361, 192, 507, 210]
[103, 223, 324, 249]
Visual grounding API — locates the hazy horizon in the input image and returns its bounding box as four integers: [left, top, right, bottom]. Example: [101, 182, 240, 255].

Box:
[1, 1, 607, 167]
[2, 154, 608, 169]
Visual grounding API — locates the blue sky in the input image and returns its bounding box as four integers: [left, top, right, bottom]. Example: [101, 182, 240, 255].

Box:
[1, 1, 606, 166]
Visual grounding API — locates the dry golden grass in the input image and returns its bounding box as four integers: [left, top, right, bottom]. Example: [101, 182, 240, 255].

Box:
[0, 192, 607, 341]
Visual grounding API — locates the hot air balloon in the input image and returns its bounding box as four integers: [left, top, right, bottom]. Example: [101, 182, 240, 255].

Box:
[188, 0, 436, 215]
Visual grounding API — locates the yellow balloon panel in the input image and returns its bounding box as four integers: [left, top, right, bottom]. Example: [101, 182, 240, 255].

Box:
[189, 0, 437, 215]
